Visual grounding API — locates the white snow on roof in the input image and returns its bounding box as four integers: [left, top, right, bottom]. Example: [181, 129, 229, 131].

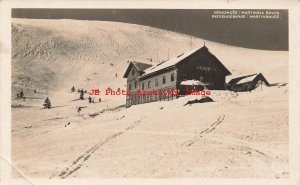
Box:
[226, 73, 257, 84]
[180, 80, 209, 86]
[236, 75, 257, 84]
[142, 47, 201, 77]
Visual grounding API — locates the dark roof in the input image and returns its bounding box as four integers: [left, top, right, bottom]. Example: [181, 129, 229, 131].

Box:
[134, 61, 152, 71]
[123, 61, 152, 78]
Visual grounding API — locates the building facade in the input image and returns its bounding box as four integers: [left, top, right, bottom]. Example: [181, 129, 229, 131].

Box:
[123, 46, 231, 107]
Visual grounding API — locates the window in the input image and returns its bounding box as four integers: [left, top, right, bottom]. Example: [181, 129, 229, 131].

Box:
[132, 69, 135, 76]
[148, 81, 151, 89]
[163, 76, 166, 84]
[171, 73, 175, 81]
[129, 82, 132, 90]
[142, 83, 144, 90]
[134, 81, 137, 88]
[155, 79, 158, 87]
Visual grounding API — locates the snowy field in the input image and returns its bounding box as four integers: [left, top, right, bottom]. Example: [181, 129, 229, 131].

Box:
[11, 18, 288, 178]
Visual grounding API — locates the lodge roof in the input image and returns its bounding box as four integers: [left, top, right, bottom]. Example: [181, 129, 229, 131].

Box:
[133, 61, 153, 72]
[123, 61, 152, 78]
[140, 46, 231, 79]
[123, 46, 231, 79]
[142, 47, 201, 78]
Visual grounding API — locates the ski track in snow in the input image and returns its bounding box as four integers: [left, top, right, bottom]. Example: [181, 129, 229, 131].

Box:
[180, 114, 274, 168]
[182, 114, 225, 147]
[56, 117, 146, 179]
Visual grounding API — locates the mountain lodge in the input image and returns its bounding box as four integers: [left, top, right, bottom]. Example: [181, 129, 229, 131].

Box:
[123, 46, 231, 107]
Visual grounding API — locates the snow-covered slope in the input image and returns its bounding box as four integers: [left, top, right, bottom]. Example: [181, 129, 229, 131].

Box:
[12, 18, 288, 98]
[11, 18, 288, 179]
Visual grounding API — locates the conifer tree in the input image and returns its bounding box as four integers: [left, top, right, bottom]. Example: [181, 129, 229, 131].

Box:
[80, 89, 84, 100]
[43, 97, 52, 109]
[20, 89, 24, 98]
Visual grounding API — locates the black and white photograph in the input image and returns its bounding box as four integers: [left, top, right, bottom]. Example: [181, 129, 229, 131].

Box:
[0, 1, 300, 185]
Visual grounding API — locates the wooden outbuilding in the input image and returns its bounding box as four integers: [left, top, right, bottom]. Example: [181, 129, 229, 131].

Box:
[227, 73, 270, 92]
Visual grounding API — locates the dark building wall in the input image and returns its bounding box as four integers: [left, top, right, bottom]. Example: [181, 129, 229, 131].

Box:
[176, 48, 227, 92]
[230, 82, 254, 92]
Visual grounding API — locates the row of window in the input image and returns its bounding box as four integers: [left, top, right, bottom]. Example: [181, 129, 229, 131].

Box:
[129, 73, 175, 90]
[127, 87, 176, 106]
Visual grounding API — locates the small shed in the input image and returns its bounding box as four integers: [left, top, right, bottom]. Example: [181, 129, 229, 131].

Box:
[227, 73, 270, 92]
[180, 79, 210, 94]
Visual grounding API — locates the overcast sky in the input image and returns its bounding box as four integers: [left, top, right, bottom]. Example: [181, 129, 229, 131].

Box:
[12, 9, 288, 51]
